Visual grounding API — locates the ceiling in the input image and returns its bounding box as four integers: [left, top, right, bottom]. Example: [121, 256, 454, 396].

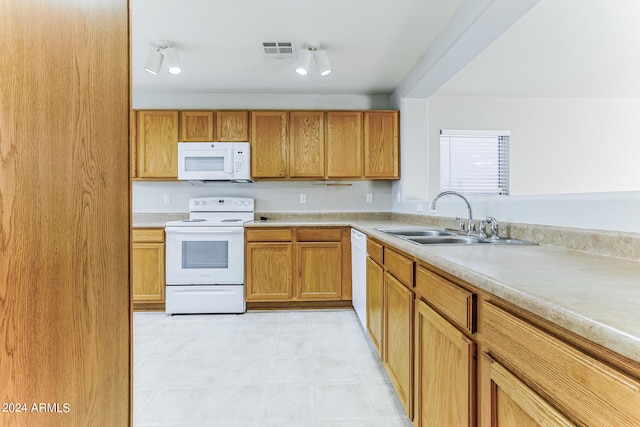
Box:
[131, 0, 640, 101]
[436, 0, 640, 98]
[130, 0, 465, 97]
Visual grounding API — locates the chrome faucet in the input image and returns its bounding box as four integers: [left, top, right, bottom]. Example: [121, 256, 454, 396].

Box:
[430, 191, 474, 234]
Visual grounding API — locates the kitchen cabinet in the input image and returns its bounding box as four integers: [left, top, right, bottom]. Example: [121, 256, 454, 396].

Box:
[217, 110, 249, 141]
[364, 111, 399, 179]
[296, 228, 343, 299]
[289, 111, 325, 178]
[132, 228, 165, 311]
[415, 298, 476, 427]
[251, 111, 288, 178]
[245, 228, 294, 301]
[326, 111, 363, 178]
[134, 110, 179, 178]
[383, 270, 414, 419]
[180, 111, 214, 141]
[481, 301, 640, 426]
[245, 226, 351, 304]
[366, 256, 384, 358]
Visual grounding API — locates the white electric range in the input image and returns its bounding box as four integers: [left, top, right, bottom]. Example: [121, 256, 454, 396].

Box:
[165, 197, 254, 314]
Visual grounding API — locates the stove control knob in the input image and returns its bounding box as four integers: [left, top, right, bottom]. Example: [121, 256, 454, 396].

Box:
[193, 201, 199, 206]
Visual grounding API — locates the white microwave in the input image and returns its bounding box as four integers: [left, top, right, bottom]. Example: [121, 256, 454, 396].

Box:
[177, 142, 252, 182]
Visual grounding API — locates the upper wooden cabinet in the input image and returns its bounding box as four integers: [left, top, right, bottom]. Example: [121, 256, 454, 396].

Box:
[217, 110, 249, 141]
[251, 111, 288, 178]
[180, 111, 214, 141]
[132, 109, 399, 180]
[289, 111, 325, 178]
[364, 111, 399, 179]
[135, 110, 179, 178]
[326, 111, 363, 178]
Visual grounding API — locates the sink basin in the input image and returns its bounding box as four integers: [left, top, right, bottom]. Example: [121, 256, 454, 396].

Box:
[376, 227, 455, 237]
[406, 235, 483, 245]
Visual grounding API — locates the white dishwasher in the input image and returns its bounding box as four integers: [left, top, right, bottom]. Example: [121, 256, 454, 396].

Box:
[351, 228, 368, 329]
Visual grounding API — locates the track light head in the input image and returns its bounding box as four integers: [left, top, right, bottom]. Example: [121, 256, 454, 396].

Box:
[144, 41, 182, 76]
[295, 42, 331, 77]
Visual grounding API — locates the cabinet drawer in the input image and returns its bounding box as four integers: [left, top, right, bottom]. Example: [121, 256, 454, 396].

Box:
[246, 228, 293, 242]
[132, 228, 164, 243]
[415, 265, 475, 334]
[367, 239, 383, 265]
[384, 248, 413, 288]
[296, 228, 341, 242]
[483, 301, 640, 426]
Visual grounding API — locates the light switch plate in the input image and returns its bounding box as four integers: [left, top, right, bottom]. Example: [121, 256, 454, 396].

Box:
[366, 193, 373, 203]
[299, 193, 307, 204]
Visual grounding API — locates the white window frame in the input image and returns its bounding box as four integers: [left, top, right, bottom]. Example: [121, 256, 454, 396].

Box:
[440, 129, 510, 196]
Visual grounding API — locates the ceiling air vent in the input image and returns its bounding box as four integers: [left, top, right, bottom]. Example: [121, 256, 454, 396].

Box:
[262, 41, 295, 59]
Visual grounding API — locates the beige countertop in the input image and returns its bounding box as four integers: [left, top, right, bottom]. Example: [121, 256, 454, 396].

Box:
[133, 213, 640, 363]
[247, 218, 640, 364]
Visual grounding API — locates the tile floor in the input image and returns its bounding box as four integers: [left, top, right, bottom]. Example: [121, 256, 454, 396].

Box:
[134, 309, 412, 427]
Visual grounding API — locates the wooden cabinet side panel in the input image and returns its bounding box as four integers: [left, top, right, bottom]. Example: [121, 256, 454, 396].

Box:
[415, 299, 476, 427]
[245, 242, 293, 301]
[137, 110, 179, 177]
[326, 111, 363, 178]
[289, 111, 325, 178]
[483, 302, 640, 426]
[383, 272, 414, 419]
[366, 257, 384, 358]
[296, 242, 342, 300]
[217, 111, 249, 141]
[180, 111, 215, 141]
[251, 111, 288, 178]
[363, 111, 399, 178]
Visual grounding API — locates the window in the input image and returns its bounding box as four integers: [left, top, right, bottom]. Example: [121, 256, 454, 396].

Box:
[440, 129, 510, 195]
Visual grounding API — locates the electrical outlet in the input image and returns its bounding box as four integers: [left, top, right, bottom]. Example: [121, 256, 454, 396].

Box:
[417, 203, 424, 212]
[299, 193, 307, 204]
[366, 193, 373, 203]
[163, 193, 171, 204]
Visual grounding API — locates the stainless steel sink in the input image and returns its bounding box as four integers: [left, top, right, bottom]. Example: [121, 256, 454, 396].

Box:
[376, 227, 455, 237]
[376, 227, 536, 246]
[406, 235, 483, 245]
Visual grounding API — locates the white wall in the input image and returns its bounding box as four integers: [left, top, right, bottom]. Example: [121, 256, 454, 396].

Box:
[133, 181, 392, 214]
[393, 96, 640, 233]
[428, 96, 640, 196]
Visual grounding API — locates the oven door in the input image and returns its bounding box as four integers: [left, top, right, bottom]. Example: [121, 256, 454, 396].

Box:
[165, 226, 244, 285]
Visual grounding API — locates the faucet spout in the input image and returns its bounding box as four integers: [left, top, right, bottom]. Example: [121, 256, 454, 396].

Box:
[430, 191, 474, 233]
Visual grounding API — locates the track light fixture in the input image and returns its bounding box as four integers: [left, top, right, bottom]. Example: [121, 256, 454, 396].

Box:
[144, 41, 182, 76]
[295, 42, 332, 77]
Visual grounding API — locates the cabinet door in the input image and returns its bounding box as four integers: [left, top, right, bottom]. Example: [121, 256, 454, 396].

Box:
[136, 110, 180, 178]
[366, 257, 384, 358]
[383, 271, 414, 419]
[251, 111, 288, 178]
[289, 111, 325, 178]
[217, 111, 249, 141]
[326, 111, 363, 178]
[132, 242, 165, 304]
[481, 354, 575, 427]
[415, 299, 476, 427]
[363, 111, 399, 179]
[180, 111, 214, 141]
[245, 242, 293, 301]
[296, 241, 342, 300]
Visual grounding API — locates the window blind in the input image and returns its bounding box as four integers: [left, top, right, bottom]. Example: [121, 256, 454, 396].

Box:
[440, 130, 510, 195]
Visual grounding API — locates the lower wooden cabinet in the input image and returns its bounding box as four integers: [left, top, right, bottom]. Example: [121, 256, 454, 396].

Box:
[245, 242, 293, 301]
[132, 228, 165, 311]
[482, 301, 640, 427]
[366, 256, 384, 358]
[245, 227, 350, 303]
[415, 299, 476, 427]
[383, 271, 414, 419]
